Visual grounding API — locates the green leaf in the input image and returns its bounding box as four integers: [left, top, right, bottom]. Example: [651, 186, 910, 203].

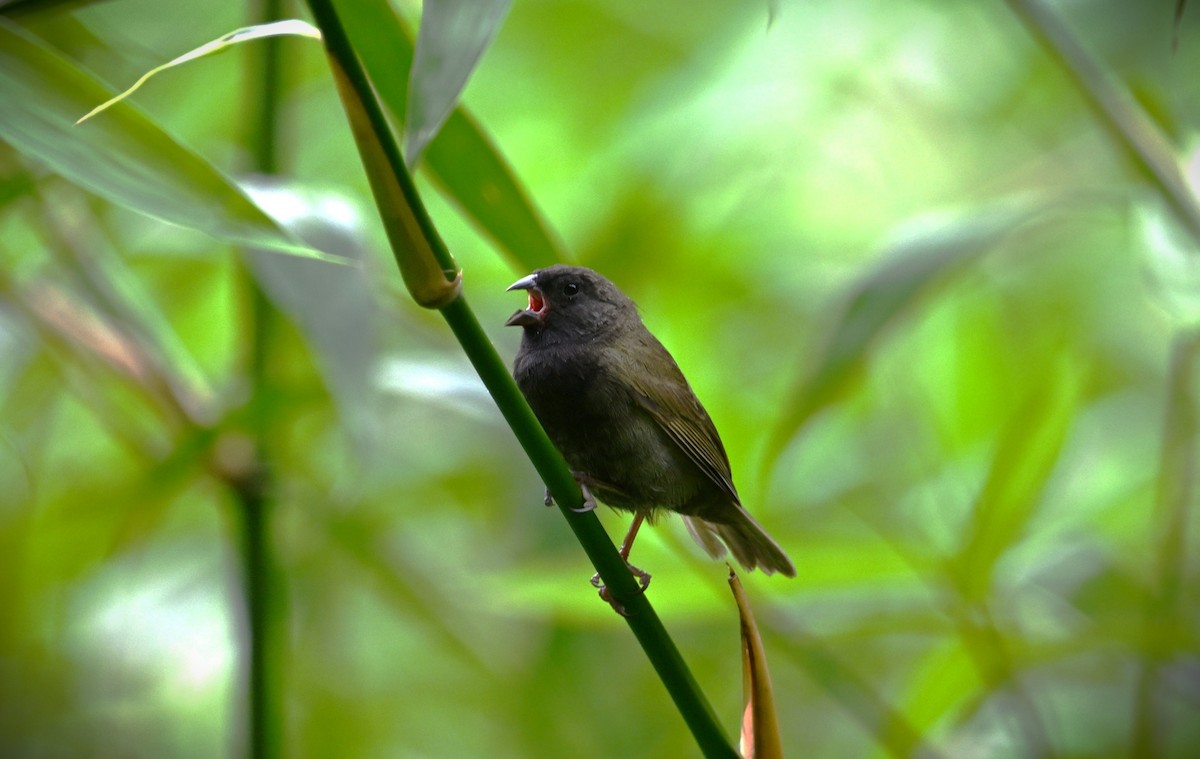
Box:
[426, 109, 565, 270]
[952, 359, 1079, 601]
[0, 18, 344, 264]
[404, 0, 513, 165]
[337, 0, 564, 271]
[762, 200, 1048, 473]
[76, 20, 321, 125]
[242, 179, 381, 453]
[766, 621, 948, 759]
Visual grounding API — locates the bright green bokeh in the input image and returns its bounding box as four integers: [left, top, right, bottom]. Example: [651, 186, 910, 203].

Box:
[1, 1, 1198, 757]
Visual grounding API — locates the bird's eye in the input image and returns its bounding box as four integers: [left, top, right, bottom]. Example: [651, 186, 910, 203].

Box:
[563, 282, 580, 296]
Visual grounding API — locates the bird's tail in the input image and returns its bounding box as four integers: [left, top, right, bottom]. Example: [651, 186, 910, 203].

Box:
[683, 509, 795, 578]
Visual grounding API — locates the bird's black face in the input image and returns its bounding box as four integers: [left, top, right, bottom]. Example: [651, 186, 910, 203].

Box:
[505, 265, 633, 340]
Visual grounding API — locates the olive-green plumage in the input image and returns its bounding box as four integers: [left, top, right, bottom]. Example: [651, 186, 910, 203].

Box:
[506, 265, 795, 577]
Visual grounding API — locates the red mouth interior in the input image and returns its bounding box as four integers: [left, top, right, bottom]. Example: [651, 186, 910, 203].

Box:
[528, 290, 546, 314]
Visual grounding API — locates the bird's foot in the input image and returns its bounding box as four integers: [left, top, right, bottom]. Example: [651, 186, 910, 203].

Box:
[589, 562, 651, 616]
[569, 478, 597, 513]
[545, 475, 598, 512]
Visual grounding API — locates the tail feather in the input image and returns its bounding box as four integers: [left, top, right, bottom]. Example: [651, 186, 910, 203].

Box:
[683, 509, 795, 578]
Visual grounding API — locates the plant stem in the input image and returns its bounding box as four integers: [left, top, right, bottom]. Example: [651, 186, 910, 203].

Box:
[237, 1, 288, 757]
[1005, 0, 1200, 248]
[1132, 328, 1200, 757]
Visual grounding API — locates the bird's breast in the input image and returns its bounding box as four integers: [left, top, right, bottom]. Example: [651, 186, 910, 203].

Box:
[513, 343, 707, 513]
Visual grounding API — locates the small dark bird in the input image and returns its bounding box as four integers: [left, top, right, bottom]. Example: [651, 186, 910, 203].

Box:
[505, 265, 795, 590]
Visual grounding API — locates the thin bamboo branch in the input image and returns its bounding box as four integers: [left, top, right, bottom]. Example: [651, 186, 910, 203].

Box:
[235, 1, 289, 757]
[1132, 328, 1200, 757]
[1005, 0, 1200, 249]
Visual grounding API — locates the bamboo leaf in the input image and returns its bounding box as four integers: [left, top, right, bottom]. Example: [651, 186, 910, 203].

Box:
[76, 20, 321, 124]
[765, 618, 948, 759]
[763, 200, 1045, 472]
[404, 0, 513, 166]
[0, 18, 344, 264]
[242, 179, 381, 453]
[952, 359, 1079, 601]
[336, 0, 564, 270]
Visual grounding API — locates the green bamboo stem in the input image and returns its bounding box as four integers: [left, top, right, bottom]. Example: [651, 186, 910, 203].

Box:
[1132, 328, 1200, 756]
[305, 0, 737, 754]
[237, 1, 288, 757]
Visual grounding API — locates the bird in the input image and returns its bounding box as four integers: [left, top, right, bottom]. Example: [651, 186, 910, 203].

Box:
[505, 265, 795, 601]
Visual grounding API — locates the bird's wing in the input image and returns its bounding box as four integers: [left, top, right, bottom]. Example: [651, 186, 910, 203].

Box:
[622, 342, 740, 504]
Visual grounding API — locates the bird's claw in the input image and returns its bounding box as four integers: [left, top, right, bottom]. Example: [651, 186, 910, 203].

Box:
[597, 585, 631, 616]
[589, 563, 651, 616]
[545, 477, 597, 512]
[569, 479, 597, 513]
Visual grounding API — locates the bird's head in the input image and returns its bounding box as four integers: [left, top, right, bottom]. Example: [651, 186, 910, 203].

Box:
[505, 265, 636, 341]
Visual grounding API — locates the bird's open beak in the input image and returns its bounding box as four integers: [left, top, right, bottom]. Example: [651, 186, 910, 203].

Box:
[505, 273, 548, 327]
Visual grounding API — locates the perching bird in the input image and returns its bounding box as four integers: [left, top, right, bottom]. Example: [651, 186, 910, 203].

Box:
[505, 265, 795, 592]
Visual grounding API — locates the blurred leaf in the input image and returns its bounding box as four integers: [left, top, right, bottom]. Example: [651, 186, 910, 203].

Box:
[427, 110, 565, 270]
[76, 20, 321, 125]
[764, 618, 947, 759]
[953, 358, 1079, 601]
[404, 0, 512, 166]
[6, 298, 174, 455]
[763, 200, 1047, 472]
[730, 570, 783, 759]
[337, 0, 564, 270]
[108, 425, 220, 555]
[893, 641, 981, 747]
[35, 185, 214, 423]
[0, 18, 344, 264]
[241, 179, 381, 453]
[323, 511, 496, 675]
[1141, 199, 1200, 327]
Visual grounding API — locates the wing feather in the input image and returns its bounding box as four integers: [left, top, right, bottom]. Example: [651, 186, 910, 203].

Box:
[618, 337, 740, 504]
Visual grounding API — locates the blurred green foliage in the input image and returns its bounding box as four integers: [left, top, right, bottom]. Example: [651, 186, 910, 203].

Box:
[1, 0, 1199, 757]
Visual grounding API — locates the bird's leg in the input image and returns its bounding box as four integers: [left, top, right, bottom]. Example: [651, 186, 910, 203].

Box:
[590, 513, 652, 615]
